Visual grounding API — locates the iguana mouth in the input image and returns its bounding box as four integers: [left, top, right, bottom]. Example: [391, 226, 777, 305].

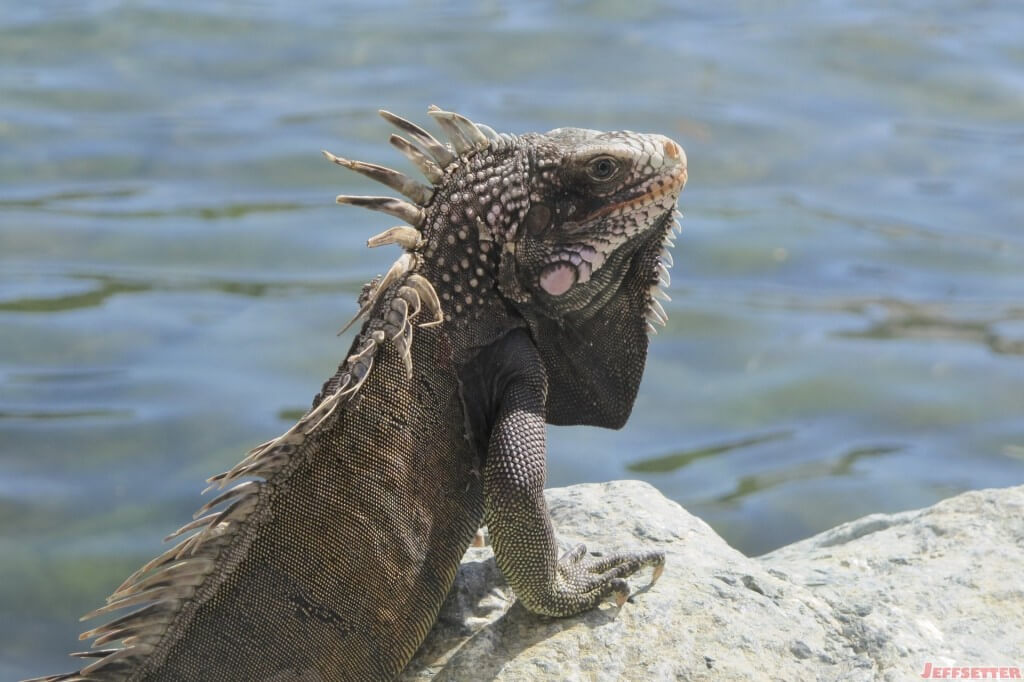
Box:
[584, 164, 688, 223]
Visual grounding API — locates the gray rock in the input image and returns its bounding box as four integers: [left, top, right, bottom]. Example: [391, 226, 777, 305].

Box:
[402, 481, 1024, 681]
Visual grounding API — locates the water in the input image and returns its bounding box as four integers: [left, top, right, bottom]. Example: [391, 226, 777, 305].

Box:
[2, 1, 1023, 677]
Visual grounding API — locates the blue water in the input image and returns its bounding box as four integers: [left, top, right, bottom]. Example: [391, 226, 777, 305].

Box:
[3, 1, 1024, 677]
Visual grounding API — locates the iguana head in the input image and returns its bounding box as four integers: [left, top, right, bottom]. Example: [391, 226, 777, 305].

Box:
[495, 127, 687, 427]
[498, 127, 686, 307]
[328, 107, 686, 427]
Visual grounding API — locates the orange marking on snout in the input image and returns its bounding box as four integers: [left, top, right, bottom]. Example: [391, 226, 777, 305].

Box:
[663, 139, 681, 160]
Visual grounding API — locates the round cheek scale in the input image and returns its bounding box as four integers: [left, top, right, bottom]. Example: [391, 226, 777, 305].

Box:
[539, 262, 577, 296]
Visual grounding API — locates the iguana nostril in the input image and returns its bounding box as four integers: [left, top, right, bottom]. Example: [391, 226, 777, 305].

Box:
[663, 139, 681, 160]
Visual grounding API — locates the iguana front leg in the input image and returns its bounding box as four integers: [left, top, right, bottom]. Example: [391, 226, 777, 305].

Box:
[482, 335, 665, 616]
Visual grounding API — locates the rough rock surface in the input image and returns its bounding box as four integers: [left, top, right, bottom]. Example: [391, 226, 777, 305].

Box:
[402, 481, 1024, 681]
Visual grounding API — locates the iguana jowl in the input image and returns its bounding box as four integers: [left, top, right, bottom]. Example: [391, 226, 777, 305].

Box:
[31, 107, 687, 682]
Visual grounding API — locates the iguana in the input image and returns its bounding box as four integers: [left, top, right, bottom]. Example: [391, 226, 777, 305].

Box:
[29, 106, 687, 682]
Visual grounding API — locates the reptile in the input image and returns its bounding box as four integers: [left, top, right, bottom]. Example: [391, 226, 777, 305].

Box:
[29, 106, 687, 682]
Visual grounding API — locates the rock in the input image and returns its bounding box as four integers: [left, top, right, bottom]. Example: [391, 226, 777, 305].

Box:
[402, 481, 1024, 681]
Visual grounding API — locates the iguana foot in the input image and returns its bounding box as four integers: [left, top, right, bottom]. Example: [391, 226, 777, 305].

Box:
[524, 544, 665, 615]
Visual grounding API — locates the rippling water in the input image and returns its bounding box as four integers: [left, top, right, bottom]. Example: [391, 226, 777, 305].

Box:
[3, 1, 1024, 677]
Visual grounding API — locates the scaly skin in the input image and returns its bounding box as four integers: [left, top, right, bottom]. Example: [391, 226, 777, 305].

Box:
[29, 107, 686, 682]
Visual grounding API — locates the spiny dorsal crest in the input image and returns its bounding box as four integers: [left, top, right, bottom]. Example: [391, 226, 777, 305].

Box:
[324, 105, 512, 375]
[31, 107, 499, 682]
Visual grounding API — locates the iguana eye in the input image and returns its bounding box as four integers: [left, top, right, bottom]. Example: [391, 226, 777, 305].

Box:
[586, 156, 619, 181]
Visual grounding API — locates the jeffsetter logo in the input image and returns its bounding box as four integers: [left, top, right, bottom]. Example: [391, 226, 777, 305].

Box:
[921, 662, 1023, 679]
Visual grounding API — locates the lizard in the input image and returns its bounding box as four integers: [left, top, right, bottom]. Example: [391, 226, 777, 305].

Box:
[28, 105, 687, 682]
